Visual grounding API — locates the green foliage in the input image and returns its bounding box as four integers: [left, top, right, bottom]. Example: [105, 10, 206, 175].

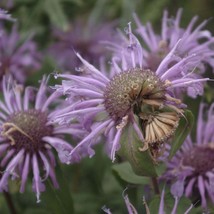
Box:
[41, 165, 74, 214]
[136, 0, 170, 23]
[169, 110, 194, 159]
[112, 162, 150, 185]
[44, 0, 69, 31]
[149, 190, 195, 214]
[119, 117, 158, 177]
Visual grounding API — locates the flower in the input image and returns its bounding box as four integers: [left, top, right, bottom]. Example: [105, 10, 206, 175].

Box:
[0, 24, 41, 85]
[0, 76, 84, 202]
[163, 103, 214, 208]
[54, 23, 209, 162]
[102, 188, 193, 214]
[134, 9, 214, 72]
[48, 18, 116, 70]
[106, 9, 214, 98]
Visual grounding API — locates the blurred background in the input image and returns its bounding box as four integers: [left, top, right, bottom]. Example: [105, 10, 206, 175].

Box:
[0, 0, 214, 213]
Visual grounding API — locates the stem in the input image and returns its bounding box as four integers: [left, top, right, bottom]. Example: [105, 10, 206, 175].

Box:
[151, 177, 160, 195]
[3, 191, 17, 214]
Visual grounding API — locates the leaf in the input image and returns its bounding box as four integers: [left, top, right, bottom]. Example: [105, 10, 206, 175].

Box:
[112, 162, 150, 185]
[169, 110, 194, 159]
[88, 0, 108, 26]
[148, 195, 160, 214]
[139, 0, 170, 23]
[61, 0, 83, 5]
[44, 0, 69, 31]
[24, 209, 49, 214]
[118, 116, 157, 177]
[121, 0, 138, 23]
[149, 191, 195, 214]
[41, 165, 74, 214]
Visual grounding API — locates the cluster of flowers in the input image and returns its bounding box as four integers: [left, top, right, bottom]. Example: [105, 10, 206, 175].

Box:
[0, 7, 213, 211]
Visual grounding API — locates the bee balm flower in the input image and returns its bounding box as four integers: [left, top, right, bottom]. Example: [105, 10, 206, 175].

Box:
[134, 9, 214, 72]
[132, 9, 214, 98]
[54, 23, 209, 162]
[164, 103, 214, 208]
[0, 25, 41, 85]
[0, 76, 83, 202]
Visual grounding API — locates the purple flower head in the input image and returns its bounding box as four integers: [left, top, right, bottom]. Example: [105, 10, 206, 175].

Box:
[108, 15, 214, 98]
[134, 9, 214, 72]
[103, 188, 193, 214]
[105, 9, 214, 98]
[54, 22, 209, 162]
[164, 103, 214, 208]
[0, 24, 41, 85]
[48, 19, 116, 70]
[0, 76, 84, 202]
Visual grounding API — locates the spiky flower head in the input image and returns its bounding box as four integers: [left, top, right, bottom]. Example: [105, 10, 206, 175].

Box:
[0, 24, 41, 85]
[134, 9, 214, 70]
[48, 19, 115, 70]
[54, 22, 209, 162]
[164, 103, 214, 208]
[107, 9, 214, 98]
[0, 76, 84, 202]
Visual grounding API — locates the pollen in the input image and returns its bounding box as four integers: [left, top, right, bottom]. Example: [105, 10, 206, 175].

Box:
[104, 68, 166, 121]
[1, 109, 53, 152]
[182, 144, 214, 175]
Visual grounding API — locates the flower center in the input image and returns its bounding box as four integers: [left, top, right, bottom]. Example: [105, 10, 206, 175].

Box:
[182, 144, 214, 175]
[104, 68, 166, 121]
[1, 109, 53, 152]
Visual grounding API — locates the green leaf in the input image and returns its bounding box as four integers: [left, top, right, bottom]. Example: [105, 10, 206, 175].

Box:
[148, 194, 160, 214]
[44, 0, 69, 31]
[24, 209, 49, 214]
[139, 0, 170, 23]
[41, 165, 74, 214]
[121, 0, 138, 23]
[149, 191, 195, 214]
[118, 116, 157, 177]
[61, 0, 83, 5]
[88, 0, 108, 26]
[112, 162, 150, 185]
[169, 110, 194, 159]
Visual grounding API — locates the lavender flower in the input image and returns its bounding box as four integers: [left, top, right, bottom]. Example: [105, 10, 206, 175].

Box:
[0, 76, 84, 202]
[54, 23, 209, 162]
[134, 9, 214, 72]
[102, 188, 193, 214]
[106, 9, 214, 98]
[164, 103, 214, 208]
[48, 19, 115, 70]
[107, 17, 214, 98]
[0, 25, 41, 84]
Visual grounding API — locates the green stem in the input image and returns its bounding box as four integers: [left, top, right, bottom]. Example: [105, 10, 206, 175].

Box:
[3, 191, 17, 214]
[151, 177, 160, 195]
